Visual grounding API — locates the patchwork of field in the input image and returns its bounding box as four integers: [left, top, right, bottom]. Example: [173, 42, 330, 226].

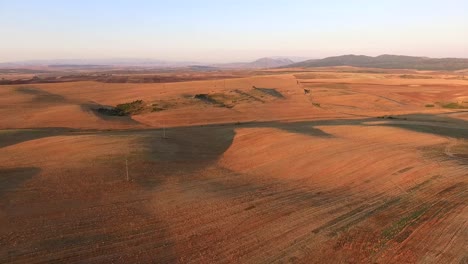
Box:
[0, 69, 467, 263]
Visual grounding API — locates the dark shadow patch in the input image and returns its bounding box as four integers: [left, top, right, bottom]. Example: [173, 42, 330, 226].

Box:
[360, 114, 468, 140]
[15, 86, 67, 104]
[0, 167, 40, 196]
[436, 110, 468, 116]
[384, 123, 468, 139]
[194, 94, 218, 104]
[15, 86, 43, 95]
[0, 128, 73, 149]
[130, 126, 236, 189]
[253, 87, 285, 98]
[141, 126, 235, 162]
[268, 123, 334, 138]
[193, 94, 226, 107]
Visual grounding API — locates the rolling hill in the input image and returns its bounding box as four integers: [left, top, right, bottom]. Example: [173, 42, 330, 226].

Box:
[215, 57, 295, 69]
[286, 54, 468, 70]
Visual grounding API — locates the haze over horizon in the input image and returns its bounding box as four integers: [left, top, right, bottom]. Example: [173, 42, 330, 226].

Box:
[1, 0, 467, 63]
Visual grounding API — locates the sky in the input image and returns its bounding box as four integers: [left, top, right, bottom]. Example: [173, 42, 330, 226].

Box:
[0, 0, 467, 63]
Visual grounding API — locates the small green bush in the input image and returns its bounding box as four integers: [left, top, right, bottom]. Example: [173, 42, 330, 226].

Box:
[98, 100, 146, 116]
[441, 102, 466, 109]
[115, 100, 145, 115]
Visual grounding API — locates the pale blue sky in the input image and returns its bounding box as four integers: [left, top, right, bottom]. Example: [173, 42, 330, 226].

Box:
[0, 0, 467, 62]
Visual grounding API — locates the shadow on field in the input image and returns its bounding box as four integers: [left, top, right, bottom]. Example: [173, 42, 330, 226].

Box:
[128, 126, 236, 189]
[260, 122, 334, 137]
[372, 114, 468, 139]
[16, 86, 68, 104]
[3, 113, 467, 190]
[124, 112, 468, 258]
[0, 128, 74, 149]
[0, 167, 40, 196]
[127, 112, 468, 188]
[14, 86, 143, 125]
[245, 113, 468, 140]
[254, 87, 285, 98]
[127, 118, 339, 189]
[3, 113, 467, 262]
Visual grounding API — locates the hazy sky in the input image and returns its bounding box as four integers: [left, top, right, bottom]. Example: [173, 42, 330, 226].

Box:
[0, 0, 467, 62]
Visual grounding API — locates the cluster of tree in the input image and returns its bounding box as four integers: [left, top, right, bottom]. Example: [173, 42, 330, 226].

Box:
[98, 100, 145, 116]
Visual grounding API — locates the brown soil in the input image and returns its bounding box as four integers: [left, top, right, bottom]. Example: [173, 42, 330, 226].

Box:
[0, 69, 467, 263]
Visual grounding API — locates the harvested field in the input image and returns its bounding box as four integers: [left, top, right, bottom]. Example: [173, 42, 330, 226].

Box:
[0, 69, 467, 263]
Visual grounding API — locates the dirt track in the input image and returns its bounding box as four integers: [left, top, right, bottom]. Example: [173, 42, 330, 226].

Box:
[0, 70, 467, 263]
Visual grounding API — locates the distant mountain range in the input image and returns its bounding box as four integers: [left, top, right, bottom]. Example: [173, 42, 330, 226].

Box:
[286, 54, 468, 71]
[0, 58, 201, 68]
[2, 55, 468, 71]
[214, 57, 295, 69]
[0, 57, 304, 69]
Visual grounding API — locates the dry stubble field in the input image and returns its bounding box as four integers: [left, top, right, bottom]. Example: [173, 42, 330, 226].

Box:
[0, 68, 467, 263]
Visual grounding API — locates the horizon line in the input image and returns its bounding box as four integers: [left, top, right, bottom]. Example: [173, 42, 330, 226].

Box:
[2, 53, 468, 65]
